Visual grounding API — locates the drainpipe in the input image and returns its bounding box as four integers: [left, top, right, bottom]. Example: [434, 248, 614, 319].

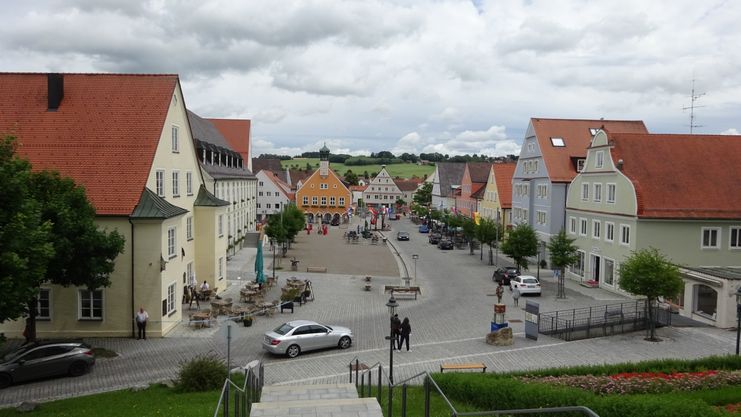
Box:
[129, 218, 136, 338]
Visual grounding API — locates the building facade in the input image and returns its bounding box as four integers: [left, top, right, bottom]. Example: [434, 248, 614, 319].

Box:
[479, 162, 516, 230]
[430, 162, 466, 212]
[363, 166, 402, 208]
[0, 73, 228, 338]
[295, 145, 351, 224]
[456, 162, 492, 217]
[565, 130, 741, 328]
[255, 169, 292, 222]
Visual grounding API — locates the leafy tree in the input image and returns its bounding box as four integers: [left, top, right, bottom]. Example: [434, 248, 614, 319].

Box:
[475, 218, 499, 264]
[461, 216, 477, 255]
[395, 198, 406, 208]
[344, 170, 359, 186]
[305, 162, 312, 171]
[413, 182, 432, 207]
[547, 229, 579, 299]
[618, 248, 682, 341]
[0, 137, 54, 326]
[0, 136, 125, 341]
[500, 223, 538, 271]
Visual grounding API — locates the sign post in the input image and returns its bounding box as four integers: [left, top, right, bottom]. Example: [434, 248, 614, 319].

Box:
[525, 300, 539, 340]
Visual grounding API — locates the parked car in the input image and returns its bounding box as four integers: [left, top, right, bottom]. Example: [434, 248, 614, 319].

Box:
[262, 320, 353, 358]
[428, 233, 441, 244]
[437, 238, 454, 250]
[492, 267, 520, 285]
[330, 217, 340, 226]
[396, 231, 410, 241]
[418, 224, 429, 233]
[0, 341, 95, 388]
[509, 275, 541, 296]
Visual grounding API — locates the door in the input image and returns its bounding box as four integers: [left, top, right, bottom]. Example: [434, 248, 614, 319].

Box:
[590, 255, 601, 282]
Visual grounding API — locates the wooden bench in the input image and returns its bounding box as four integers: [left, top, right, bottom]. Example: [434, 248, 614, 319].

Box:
[440, 363, 487, 373]
[306, 266, 327, 273]
[386, 286, 420, 300]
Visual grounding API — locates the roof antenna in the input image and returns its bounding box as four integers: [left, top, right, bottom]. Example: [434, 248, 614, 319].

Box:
[682, 77, 705, 134]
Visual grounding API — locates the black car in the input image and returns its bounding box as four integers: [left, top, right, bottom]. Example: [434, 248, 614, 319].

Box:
[428, 233, 442, 244]
[396, 231, 410, 241]
[492, 267, 520, 285]
[330, 217, 340, 226]
[0, 341, 96, 388]
[437, 238, 454, 250]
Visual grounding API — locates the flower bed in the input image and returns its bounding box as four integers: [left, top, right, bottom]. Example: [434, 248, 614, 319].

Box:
[519, 370, 741, 395]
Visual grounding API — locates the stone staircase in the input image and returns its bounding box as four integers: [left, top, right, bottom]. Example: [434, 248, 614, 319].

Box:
[242, 232, 261, 248]
[250, 383, 383, 417]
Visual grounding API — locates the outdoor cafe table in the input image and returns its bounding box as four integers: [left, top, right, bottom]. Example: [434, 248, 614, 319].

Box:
[210, 299, 232, 315]
[240, 289, 258, 303]
[190, 312, 211, 328]
[257, 302, 276, 316]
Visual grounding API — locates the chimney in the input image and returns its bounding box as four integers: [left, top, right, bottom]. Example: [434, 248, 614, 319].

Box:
[47, 73, 64, 111]
[617, 159, 624, 171]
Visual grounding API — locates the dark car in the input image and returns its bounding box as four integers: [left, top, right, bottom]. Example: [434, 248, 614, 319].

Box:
[492, 267, 520, 285]
[437, 238, 454, 250]
[396, 231, 410, 241]
[418, 224, 429, 233]
[428, 233, 441, 244]
[330, 217, 340, 226]
[0, 341, 95, 388]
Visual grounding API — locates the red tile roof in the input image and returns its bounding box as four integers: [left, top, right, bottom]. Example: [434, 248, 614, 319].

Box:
[466, 162, 493, 183]
[209, 118, 251, 168]
[0, 73, 177, 216]
[394, 180, 419, 191]
[608, 132, 741, 219]
[493, 162, 516, 209]
[349, 185, 367, 191]
[531, 118, 648, 182]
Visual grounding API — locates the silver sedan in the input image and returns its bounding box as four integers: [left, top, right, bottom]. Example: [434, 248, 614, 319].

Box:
[262, 320, 353, 358]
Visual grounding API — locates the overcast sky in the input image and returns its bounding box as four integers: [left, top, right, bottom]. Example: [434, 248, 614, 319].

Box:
[2, 0, 740, 157]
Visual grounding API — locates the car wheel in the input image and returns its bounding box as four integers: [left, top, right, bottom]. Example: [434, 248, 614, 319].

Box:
[286, 345, 301, 358]
[0, 373, 11, 389]
[338, 336, 352, 349]
[69, 361, 89, 377]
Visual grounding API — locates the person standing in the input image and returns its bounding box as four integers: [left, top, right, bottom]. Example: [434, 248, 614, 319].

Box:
[398, 317, 411, 351]
[390, 314, 401, 350]
[512, 287, 521, 307]
[135, 307, 149, 340]
[201, 280, 209, 291]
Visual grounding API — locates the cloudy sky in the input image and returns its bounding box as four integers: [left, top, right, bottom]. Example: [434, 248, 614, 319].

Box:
[2, 0, 740, 157]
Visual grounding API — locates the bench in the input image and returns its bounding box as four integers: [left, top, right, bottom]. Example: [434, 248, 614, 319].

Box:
[306, 266, 327, 273]
[440, 363, 487, 373]
[387, 286, 420, 300]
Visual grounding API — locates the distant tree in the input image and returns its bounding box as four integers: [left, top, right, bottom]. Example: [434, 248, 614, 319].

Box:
[301, 151, 320, 158]
[258, 154, 292, 160]
[413, 182, 432, 207]
[363, 170, 370, 179]
[395, 198, 406, 209]
[500, 223, 538, 271]
[547, 229, 579, 298]
[461, 216, 477, 255]
[399, 153, 419, 163]
[305, 162, 312, 171]
[618, 248, 683, 341]
[344, 170, 359, 185]
[475, 217, 499, 263]
[370, 172, 377, 178]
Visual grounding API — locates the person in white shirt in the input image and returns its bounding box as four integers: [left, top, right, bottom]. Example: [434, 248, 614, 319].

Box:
[135, 307, 149, 340]
[201, 280, 209, 291]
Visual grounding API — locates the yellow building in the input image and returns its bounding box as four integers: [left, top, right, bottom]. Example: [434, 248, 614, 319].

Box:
[295, 145, 351, 224]
[479, 163, 517, 230]
[0, 73, 229, 338]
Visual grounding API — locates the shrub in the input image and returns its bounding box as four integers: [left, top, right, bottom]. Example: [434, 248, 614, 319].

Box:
[175, 354, 228, 392]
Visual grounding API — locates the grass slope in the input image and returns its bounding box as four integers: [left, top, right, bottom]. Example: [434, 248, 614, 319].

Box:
[281, 158, 434, 179]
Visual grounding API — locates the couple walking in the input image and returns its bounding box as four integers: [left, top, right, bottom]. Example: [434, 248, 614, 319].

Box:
[391, 314, 412, 351]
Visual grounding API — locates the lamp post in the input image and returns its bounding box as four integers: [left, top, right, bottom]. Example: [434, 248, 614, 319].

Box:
[536, 241, 542, 281]
[385, 295, 398, 384]
[270, 238, 276, 281]
[412, 254, 419, 284]
[735, 288, 741, 355]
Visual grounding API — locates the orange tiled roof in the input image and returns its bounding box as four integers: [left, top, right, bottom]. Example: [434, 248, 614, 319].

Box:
[349, 185, 367, 191]
[608, 132, 741, 219]
[209, 118, 251, 166]
[0, 73, 178, 216]
[394, 180, 419, 191]
[531, 118, 648, 183]
[493, 162, 516, 209]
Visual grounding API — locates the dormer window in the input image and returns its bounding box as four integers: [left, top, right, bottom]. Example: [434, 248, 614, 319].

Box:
[576, 159, 586, 172]
[550, 137, 565, 147]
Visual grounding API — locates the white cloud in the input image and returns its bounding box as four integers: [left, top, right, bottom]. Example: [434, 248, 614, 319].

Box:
[720, 128, 739, 135]
[2, 0, 741, 156]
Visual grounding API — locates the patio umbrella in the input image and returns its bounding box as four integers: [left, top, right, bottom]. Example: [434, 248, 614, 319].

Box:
[255, 243, 266, 284]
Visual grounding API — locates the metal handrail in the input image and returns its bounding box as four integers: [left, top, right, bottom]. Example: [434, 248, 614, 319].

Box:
[350, 360, 601, 417]
[213, 361, 263, 417]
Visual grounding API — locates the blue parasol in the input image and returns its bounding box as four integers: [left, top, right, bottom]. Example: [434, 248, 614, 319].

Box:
[255, 243, 266, 284]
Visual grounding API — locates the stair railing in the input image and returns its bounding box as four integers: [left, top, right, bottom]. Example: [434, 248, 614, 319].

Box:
[350, 358, 601, 417]
[213, 361, 263, 417]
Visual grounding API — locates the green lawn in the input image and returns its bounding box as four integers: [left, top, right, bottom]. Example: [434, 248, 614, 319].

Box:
[281, 158, 434, 180]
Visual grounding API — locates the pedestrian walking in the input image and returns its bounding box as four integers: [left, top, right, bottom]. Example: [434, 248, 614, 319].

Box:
[495, 283, 504, 304]
[135, 307, 149, 340]
[512, 287, 521, 307]
[390, 314, 401, 350]
[398, 317, 411, 351]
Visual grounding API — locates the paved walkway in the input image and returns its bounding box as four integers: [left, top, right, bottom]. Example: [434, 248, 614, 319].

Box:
[0, 217, 737, 408]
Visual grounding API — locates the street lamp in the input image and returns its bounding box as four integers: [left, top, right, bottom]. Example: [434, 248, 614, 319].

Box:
[735, 288, 741, 355]
[270, 238, 276, 281]
[385, 295, 399, 384]
[412, 254, 419, 284]
[536, 241, 543, 281]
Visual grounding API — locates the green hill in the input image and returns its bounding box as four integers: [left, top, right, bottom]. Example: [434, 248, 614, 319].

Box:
[281, 158, 434, 179]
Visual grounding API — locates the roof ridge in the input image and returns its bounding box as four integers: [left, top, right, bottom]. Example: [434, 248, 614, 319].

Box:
[0, 71, 179, 77]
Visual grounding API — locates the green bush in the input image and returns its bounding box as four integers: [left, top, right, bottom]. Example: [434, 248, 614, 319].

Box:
[175, 354, 228, 393]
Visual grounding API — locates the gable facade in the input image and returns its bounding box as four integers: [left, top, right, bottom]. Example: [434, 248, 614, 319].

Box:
[295, 148, 351, 225]
[364, 166, 402, 208]
[256, 170, 292, 222]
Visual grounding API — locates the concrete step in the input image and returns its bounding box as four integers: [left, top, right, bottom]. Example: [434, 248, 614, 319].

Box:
[260, 383, 359, 402]
[250, 397, 382, 417]
[243, 232, 261, 248]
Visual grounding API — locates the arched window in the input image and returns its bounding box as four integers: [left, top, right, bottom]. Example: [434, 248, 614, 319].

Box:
[693, 284, 717, 319]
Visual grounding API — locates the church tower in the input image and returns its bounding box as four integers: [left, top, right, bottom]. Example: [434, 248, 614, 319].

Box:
[319, 143, 330, 177]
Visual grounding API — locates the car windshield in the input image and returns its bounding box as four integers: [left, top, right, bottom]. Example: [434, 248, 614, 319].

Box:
[273, 323, 295, 335]
[522, 278, 539, 284]
[3, 344, 37, 362]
